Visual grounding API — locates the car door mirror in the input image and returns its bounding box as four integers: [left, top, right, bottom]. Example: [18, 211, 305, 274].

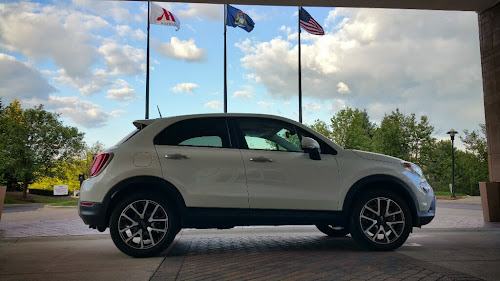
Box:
[301, 137, 321, 160]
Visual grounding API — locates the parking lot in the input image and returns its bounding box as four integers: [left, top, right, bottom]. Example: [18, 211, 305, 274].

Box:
[1, 198, 499, 281]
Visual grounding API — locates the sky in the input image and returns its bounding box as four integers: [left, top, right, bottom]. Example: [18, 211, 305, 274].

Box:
[0, 0, 485, 149]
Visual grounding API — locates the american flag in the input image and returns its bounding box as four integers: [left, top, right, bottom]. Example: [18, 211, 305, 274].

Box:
[299, 7, 324, 35]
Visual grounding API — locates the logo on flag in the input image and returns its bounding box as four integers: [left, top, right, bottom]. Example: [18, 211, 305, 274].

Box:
[226, 4, 255, 33]
[299, 7, 324, 35]
[150, 2, 180, 31]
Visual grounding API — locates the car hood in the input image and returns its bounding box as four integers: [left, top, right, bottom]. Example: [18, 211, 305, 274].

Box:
[351, 150, 402, 164]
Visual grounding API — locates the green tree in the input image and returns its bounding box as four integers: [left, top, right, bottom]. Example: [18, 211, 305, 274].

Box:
[461, 124, 488, 165]
[329, 108, 374, 150]
[459, 124, 489, 194]
[0, 99, 85, 198]
[81, 141, 105, 179]
[424, 140, 452, 191]
[310, 119, 332, 140]
[373, 109, 434, 165]
[425, 136, 487, 196]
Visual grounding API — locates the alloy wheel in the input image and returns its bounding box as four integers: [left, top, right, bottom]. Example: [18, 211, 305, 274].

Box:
[359, 197, 405, 244]
[118, 199, 169, 250]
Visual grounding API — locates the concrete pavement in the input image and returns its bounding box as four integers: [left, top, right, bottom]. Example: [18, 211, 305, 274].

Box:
[0, 235, 162, 281]
[1, 197, 499, 281]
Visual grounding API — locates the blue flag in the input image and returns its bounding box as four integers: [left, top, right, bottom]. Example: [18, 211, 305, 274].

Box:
[226, 4, 255, 33]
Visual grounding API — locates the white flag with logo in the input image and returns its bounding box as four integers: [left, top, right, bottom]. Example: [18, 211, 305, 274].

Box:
[150, 2, 180, 31]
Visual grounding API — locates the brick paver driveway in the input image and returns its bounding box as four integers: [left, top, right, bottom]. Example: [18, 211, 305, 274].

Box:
[152, 232, 482, 281]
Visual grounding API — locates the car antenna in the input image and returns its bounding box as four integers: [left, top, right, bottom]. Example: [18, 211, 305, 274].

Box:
[157, 105, 163, 118]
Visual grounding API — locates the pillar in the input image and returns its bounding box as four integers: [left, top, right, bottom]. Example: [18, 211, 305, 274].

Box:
[478, 3, 500, 222]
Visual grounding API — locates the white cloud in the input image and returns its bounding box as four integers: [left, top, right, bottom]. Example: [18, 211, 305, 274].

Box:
[0, 2, 106, 79]
[98, 42, 146, 76]
[257, 101, 273, 108]
[0, 54, 57, 102]
[303, 102, 321, 112]
[106, 79, 138, 102]
[237, 8, 483, 132]
[22, 95, 116, 128]
[204, 100, 222, 111]
[232, 85, 254, 99]
[154, 37, 206, 62]
[110, 109, 126, 117]
[280, 25, 297, 41]
[246, 8, 267, 21]
[72, 0, 144, 23]
[53, 68, 111, 96]
[327, 99, 347, 112]
[337, 82, 351, 94]
[177, 4, 221, 21]
[171, 83, 198, 94]
[116, 25, 146, 41]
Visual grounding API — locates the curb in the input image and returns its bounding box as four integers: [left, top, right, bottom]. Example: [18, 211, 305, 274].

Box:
[44, 205, 78, 209]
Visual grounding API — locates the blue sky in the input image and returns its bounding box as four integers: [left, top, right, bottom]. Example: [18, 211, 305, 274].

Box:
[0, 0, 484, 149]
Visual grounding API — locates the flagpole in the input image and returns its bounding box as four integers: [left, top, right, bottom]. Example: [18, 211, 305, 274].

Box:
[298, 6, 302, 123]
[224, 4, 227, 113]
[146, 1, 150, 119]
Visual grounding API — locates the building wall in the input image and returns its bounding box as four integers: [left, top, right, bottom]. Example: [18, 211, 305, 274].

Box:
[479, 3, 500, 182]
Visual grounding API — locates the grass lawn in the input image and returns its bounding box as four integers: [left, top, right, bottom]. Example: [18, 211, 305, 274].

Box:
[49, 200, 79, 206]
[434, 191, 467, 197]
[4, 191, 79, 206]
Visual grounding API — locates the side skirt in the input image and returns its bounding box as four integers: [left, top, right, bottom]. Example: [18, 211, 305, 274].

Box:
[181, 207, 347, 229]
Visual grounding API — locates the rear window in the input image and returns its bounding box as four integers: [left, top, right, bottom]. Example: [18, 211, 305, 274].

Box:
[115, 128, 140, 146]
[154, 118, 231, 148]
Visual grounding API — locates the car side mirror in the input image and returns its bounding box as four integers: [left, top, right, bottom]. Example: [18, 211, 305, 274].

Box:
[301, 137, 321, 160]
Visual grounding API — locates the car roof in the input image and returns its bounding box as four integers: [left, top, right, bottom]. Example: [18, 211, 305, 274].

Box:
[133, 113, 300, 129]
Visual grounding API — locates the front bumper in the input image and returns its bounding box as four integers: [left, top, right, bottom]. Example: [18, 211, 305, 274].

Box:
[78, 202, 107, 229]
[415, 196, 436, 227]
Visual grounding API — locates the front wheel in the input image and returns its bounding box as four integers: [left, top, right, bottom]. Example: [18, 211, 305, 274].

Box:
[349, 190, 412, 251]
[315, 224, 350, 237]
[109, 193, 178, 258]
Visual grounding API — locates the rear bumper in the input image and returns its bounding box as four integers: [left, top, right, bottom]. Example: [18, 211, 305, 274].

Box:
[78, 202, 107, 229]
[415, 196, 436, 227]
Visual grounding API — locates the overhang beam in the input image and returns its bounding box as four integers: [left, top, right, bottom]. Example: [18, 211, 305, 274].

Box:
[149, 0, 500, 12]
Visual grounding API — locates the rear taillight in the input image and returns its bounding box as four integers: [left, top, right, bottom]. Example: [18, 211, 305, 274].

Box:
[80, 201, 94, 207]
[89, 153, 111, 177]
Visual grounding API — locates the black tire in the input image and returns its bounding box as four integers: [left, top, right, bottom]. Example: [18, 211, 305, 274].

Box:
[349, 190, 412, 251]
[315, 224, 350, 237]
[109, 193, 179, 258]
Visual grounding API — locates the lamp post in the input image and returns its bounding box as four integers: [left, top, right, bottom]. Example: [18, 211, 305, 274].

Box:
[447, 129, 458, 198]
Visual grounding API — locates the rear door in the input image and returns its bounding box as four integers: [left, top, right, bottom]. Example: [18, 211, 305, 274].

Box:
[154, 117, 248, 209]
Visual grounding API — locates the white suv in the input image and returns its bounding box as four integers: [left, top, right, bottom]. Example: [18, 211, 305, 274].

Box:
[79, 113, 435, 258]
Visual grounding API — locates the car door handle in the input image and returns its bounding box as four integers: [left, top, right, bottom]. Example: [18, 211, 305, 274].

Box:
[250, 156, 273, 163]
[165, 154, 189, 160]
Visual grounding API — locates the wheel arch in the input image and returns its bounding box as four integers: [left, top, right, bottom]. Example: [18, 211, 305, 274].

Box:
[342, 174, 419, 226]
[102, 176, 186, 228]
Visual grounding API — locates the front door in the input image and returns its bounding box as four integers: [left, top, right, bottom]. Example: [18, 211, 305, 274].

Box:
[154, 117, 248, 209]
[234, 118, 340, 211]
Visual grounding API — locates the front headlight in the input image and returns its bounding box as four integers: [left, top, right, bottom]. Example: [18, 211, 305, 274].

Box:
[401, 162, 432, 194]
[401, 162, 425, 179]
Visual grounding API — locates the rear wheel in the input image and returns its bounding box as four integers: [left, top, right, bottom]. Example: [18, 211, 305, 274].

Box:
[109, 193, 178, 258]
[349, 190, 412, 251]
[315, 224, 350, 237]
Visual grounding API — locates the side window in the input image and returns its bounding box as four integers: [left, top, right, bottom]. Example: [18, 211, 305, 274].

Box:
[296, 127, 336, 155]
[179, 136, 222, 147]
[154, 118, 231, 148]
[237, 119, 301, 152]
